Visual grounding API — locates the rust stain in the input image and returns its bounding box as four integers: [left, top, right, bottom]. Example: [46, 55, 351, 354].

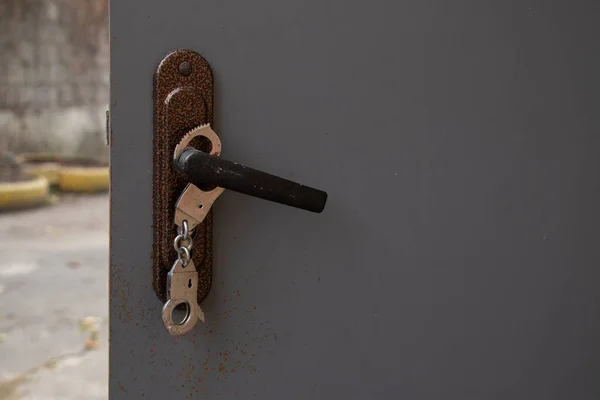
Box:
[113, 271, 134, 322]
[157, 291, 273, 385]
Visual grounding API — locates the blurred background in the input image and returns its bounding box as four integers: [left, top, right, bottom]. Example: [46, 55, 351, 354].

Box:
[0, 0, 108, 157]
[0, 0, 109, 399]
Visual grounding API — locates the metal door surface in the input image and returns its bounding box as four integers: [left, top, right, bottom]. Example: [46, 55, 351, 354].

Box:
[110, 1, 600, 398]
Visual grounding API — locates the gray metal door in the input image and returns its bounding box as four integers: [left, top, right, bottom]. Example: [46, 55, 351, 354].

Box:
[110, 1, 600, 398]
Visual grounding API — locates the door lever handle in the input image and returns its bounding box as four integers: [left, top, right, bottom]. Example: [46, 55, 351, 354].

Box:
[174, 147, 328, 213]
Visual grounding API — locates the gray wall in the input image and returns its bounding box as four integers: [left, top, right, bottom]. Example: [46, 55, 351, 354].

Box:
[0, 0, 108, 158]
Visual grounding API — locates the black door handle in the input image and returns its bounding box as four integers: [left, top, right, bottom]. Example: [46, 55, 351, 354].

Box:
[174, 147, 327, 213]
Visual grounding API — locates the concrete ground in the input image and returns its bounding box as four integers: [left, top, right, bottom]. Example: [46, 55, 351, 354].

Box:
[0, 194, 109, 399]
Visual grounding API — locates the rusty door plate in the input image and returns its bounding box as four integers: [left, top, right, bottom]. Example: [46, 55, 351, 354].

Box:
[152, 49, 214, 305]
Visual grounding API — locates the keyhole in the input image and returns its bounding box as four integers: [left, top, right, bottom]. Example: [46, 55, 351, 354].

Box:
[198, 204, 203, 209]
[188, 279, 192, 288]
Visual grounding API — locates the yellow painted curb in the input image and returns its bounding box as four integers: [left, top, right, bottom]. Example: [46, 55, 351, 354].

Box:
[21, 163, 61, 185]
[58, 166, 109, 193]
[0, 176, 49, 210]
[14, 153, 62, 185]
